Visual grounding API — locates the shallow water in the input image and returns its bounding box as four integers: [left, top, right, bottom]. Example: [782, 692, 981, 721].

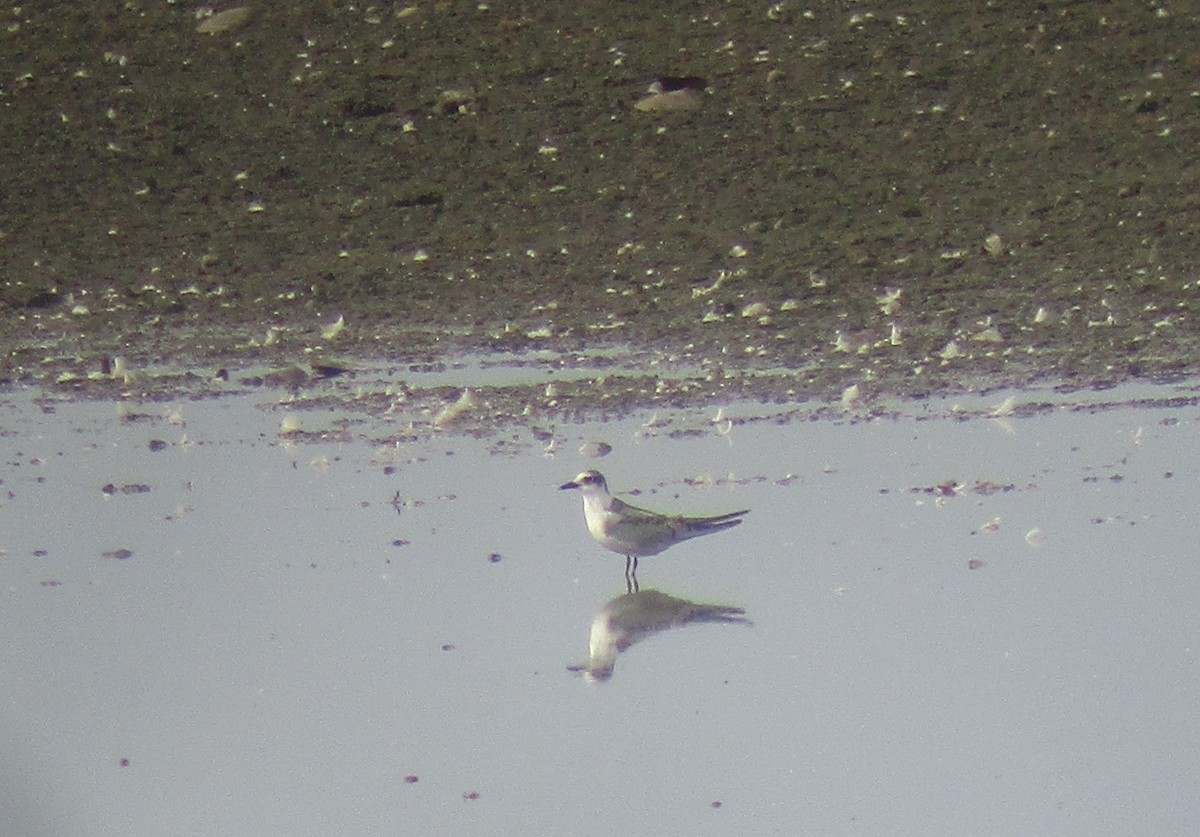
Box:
[2, 373, 1198, 836]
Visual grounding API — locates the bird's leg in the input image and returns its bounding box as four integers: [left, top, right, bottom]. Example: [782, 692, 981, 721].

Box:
[631, 556, 639, 592]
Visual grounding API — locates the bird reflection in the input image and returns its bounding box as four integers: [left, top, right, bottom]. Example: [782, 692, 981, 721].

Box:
[569, 589, 751, 681]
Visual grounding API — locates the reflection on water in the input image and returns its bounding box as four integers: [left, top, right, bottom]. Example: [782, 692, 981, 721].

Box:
[570, 589, 752, 681]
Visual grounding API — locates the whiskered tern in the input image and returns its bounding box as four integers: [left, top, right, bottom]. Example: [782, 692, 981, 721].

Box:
[560, 470, 748, 585]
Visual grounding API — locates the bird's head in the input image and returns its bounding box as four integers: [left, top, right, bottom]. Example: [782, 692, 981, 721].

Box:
[559, 470, 609, 495]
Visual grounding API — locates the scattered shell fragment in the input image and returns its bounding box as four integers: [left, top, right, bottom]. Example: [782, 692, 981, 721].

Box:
[1025, 528, 1045, 547]
[434, 389, 476, 427]
[980, 517, 1001, 534]
[310, 358, 352, 378]
[320, 314, 345, 341]
[633, 88, 696, 112]
[692, 271, 726, 298]
[579, 441, 612, 459]
[876, 287, 902, 315]
[196, 7, 250, 34]
[841, 384, 861, 411]
[741, 301, 770, 318]
[939, 339, 964, 360]
[983, 232, 1004, 256]
[438, 88, 477, 116]
[834, 330, 873, 354]
[634, 77, 706, 112]
[989, 396, 1018, 417]
[1033, 306, 1051, 324]
[972, 325, 1004, 343]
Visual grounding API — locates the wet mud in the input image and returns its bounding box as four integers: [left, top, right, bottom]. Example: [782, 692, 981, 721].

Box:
[3, 2, 1198, 413]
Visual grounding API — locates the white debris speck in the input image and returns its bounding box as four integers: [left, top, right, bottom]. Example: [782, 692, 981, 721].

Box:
[246, 200, 265, 213]
[728, 244, 748, 258]
[1025, 528, 1045, 547]
[72, 304, 90, 316]
[741, 301, 770, 318]
[980, 517, 1001, 534]
[889, 322, 903, 345]
[279, 414, 302, 435]
[779, 298, 799, 311]
[1033, 306, 1051, 324]
[983, 232, 1004, 256]
[412, 248, 430, 262]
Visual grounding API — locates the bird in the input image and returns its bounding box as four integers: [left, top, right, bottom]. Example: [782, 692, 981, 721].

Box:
[559, 470, 748, 587]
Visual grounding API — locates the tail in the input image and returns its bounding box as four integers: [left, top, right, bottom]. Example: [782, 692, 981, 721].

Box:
[683, 510, 748, 537]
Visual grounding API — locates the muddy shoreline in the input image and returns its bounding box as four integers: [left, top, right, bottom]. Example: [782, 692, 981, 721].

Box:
[3, 3, 1198, 409]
